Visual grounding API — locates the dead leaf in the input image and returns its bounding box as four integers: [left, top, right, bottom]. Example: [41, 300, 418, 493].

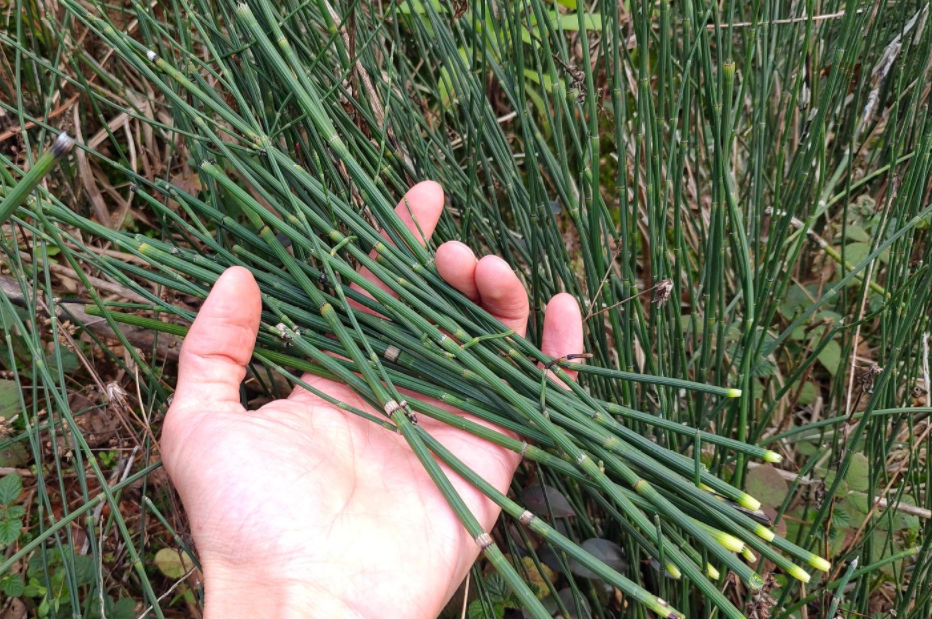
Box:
[167, 170, 202, 210]
[73, 106, 112, 227]
[746, 464, 789, 510]
[170, 170, 201, 197]
[1, 597, 27, 619]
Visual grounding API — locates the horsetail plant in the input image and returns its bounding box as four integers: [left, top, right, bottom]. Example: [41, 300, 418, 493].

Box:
[0, 132, 73, 225]
[2, 0, 930, 617]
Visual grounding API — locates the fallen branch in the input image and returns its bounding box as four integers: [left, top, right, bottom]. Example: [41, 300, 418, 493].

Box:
[747, 462, 932, 520]
[0, 274, 181, 361]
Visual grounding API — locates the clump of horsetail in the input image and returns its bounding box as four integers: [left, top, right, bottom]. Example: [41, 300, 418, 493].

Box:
[0, 0, 874, 617]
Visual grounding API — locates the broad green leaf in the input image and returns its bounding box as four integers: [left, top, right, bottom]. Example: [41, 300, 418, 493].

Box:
[783, 507, 812, 543]
[550, 11, 602, 31]
[843, 242, 889, 265]
[58, 350, 81, 374]
[794, 320, 835, 342]
[23, 578, 46, 598]
[27, 551, 53, 579]
[437, 67, 455, 105]
[0, 379, 22, 420]
[844, 491, 870, 522]
[0, 442, 29, 467]
[521, 12, 603, 44]
[752, 379, 766, 400]
[542, 593, 560, 613]
[821, 469, 849, 496]
[467, 598, 505, 619]
[871, 533, 904, 576]
[798, 381, 819, 405]
[0, 517, 22, 546]
[831, 507, 851, 529]
[0, 473, 22, 506]
[0, 573, 24, 597]
[523, 70, 561, 92]
[28, 547, 62, 578]
[876, 495, 920, 533]
[746, 465, 789, 509]
[524, 85, 550, 136]
[558, 587, 593, 619]
[6, 505, 25, 519]
[725, 325, 743, 342]
[0, 304, 29, 328]
[73, 552, 96, 585]
[795, 440, 819, 456]
[778, 283, 814, 318]
[752, 358, 777, 378]
[398, 0, 445, 15]
[569, 538, 626, 579]
[521, 484, 576, 518]
[87, 595, 137, 619]
[484, 572, 511, 601]
[519, 555, 555, 598]
[27, 546, 95, 586]
[154, 548, 196, 579]
[842, 225, 871, 243]
[436, 49, 471, 105]
[817, 339, 842, 376]
[846, 453, 871, 492]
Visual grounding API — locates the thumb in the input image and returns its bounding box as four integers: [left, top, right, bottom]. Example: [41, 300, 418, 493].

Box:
[172, 266, 262, 413]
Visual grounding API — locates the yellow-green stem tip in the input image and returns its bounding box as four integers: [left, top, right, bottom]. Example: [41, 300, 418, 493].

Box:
[739, 494, 762, 511]
[810, 556, 832, 572]
[755, 526, 776, 542]
[718, 533, 745, 553]
[788, 565, 811, 583]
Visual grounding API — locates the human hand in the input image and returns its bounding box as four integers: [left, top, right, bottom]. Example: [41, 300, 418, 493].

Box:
[161, 181, 583, 618]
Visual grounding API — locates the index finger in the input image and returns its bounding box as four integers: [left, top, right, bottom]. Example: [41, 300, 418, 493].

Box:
[353, 180, 445, 300]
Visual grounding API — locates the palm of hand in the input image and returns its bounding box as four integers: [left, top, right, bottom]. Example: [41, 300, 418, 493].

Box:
[161, 182, 582, 618]
[165, 375, 519, 617]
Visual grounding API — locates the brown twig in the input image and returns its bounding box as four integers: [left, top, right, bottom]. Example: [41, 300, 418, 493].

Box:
[0, 94, 80, 144]
[709, 8, 866, 29]
[73, 106, 112, 227]
[0, 274, 181, 361]
[745, 462, 932, 520]
[585, 279, 675, 321]
[17, 251, 149, 303]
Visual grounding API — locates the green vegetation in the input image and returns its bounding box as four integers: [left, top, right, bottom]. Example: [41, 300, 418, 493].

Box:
[0, 0, 930, 617]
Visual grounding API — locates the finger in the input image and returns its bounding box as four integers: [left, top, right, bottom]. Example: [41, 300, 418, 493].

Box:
[354, 180, 445, 301]
[475, 255, 529, 337]
[435, 241, 479, 302]
[392, 180, 445, 248]
[173, 267, 261, 411]
[540, 293, 584, 382]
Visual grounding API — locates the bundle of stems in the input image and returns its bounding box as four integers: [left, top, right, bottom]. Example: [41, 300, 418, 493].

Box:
[4, 0, 931, 617]
[0, 0, 847, 617]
